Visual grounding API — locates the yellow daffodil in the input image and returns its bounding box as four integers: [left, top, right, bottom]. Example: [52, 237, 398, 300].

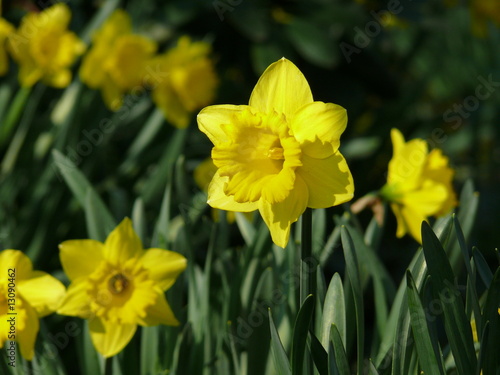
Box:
[0, 249, 65, 360]
[6, 4, 85, 88]
[57, 218, 187, 358]
[151, 36, 218, 128]
[380, 128, 457, 243]
[0, 17, 14, 76]
[470, 0, 500, 37]
[197, 58, 354, 248]
[80, 10, 157, 110]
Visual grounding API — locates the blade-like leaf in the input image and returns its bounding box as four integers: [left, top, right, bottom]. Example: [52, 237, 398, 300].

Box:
[269, 309, 292, 375]
[421, 222, 477, 375]
[291, 295, 315, 375]
[329, 324, 350, 375]
[340, 226, 364, 375]
[321, 273, 346, 349]
[406, 271, 445, 375]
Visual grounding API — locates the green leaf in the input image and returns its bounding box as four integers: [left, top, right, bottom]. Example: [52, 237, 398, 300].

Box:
[321, 273, 346, 349]
[310, 332, 328, 375]
[480, 269, 500, 375]
[85, 188, 116, 242]
[340, 226, 364, 375]
[472, 247, 493, 288]
[421, 222, 477, 375]
[291, 295, 315, 375]
[285, 18, 338, 68]
[140, 326, 159, 375]
[329, 324, 350, 375]
[406, 271, 445, 375]
[269, 309, 292, 375]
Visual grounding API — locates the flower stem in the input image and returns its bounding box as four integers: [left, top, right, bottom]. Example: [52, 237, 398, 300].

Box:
[104, 357, 112, 375]
[300, 208, 315, 304]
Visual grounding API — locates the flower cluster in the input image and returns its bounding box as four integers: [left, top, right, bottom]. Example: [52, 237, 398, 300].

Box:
[0, 218, 186, 360]
[1, 5, 218, 127]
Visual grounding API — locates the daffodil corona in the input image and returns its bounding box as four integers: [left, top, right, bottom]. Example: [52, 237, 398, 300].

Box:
[57, 218, 187, 358]
[7, 4, 85, 88]
[0, 250, 66, 360]
[380, 128, 457, 243]
[197, 58, 354, 247]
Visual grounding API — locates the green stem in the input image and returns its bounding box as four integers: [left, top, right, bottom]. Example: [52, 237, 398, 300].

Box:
[104, 357, 113, 375]
[300, 208, 315, 304]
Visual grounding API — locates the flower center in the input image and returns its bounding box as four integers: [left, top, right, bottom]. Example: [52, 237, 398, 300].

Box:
[212, 109, 302, 204]
[108, 273, 129, 294]
[267, 146, 284, 160]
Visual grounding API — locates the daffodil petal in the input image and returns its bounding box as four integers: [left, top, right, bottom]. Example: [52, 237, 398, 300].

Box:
[16, 300, 39, 361]
[140, 249, 187, 291]
[249, 58, 313, 118]
[17, 271, 66, 318]
[298, 151, 354, 208]
[57, 280, 90, 318]
[258, 175, 308, 248]
[89, 318, 136, 358]
[102, 75, 123, 111]
[44, 69, 71, 89]
[0, 249, 33, 282]
[387, 136, 428, 190]
[394, 203, 427, 244]
[59, 239, 104, 281]
[207, 170, 259, 212]
[153, 81, 190, 128]
[138, 293, 179, 326]
[400, 182, 448, 217]
[104, 218, 143, 266]
[390, 128, 406, 156]
[197, 105, 248, 146]
[291, 101, 347, 158]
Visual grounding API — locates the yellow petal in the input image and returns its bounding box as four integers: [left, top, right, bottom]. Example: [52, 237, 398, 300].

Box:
[57, 280, 91, 318]
[59, 239, 104, 281]
[44, 69, 71, 88]
[207, 170, 259, 212]
[291, 101, 347, 158]
[102, 75, 123, 111]
[18, 64, 43, 87]
[80, 49, 107, 88]
[16, 301, 39, 361]
[258, 175, 308, 248]
[138, 293, 179, 326]
[400, 182, 448, 217]
[140, 249, 187, 291]
[390, 128, 406, 156]
[298, 151, 354, 209]
[387, 136, 428, 191]
[0, 49, 9, 76]
[104, 218, 143, 266]
[249, 58, 313, 118]
[89, 318, 136, 358]
[197, 104, 248, 146]
[391, 203, 427, 243]
[17, 271, 66, 318]
[0, 250, 33, 282]
[152, 80, 191, 128]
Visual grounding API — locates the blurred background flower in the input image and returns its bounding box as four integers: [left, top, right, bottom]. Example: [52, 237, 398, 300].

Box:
[6, 3, 85, 88]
